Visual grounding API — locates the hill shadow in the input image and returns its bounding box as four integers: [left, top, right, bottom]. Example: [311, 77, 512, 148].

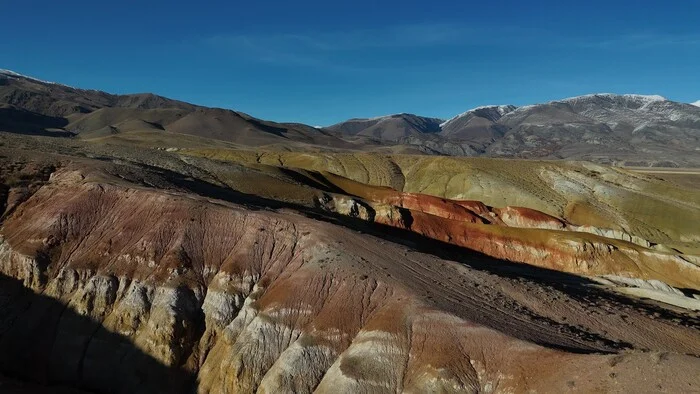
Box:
[0, 273, 196, 394]
[151, 167, 700, 352]
[0, 108, 73, 137]
[306, 210, 700, 352]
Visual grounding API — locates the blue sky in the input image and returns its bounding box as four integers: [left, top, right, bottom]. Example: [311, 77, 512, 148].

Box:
[3, 0, 699, 125]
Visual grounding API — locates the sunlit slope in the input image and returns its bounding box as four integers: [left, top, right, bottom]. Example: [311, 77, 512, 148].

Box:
[181, 149, 700, 252]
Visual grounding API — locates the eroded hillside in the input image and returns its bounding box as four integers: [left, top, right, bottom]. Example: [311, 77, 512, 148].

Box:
[0, 132, 699, 393]
[180, 149, 700, 252]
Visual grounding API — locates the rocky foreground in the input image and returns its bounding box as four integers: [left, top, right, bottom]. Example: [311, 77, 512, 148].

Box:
[0, 138, 699, 393]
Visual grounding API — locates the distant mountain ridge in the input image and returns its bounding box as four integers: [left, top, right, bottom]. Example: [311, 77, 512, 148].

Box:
[1, 68, 699, 166]
[326, 93, 700, 166]
[0, 68, 352, 148]
[325, 113, 443, 140]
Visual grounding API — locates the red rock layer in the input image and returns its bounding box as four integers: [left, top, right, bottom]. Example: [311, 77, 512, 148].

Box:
[319, 172, 700, 290]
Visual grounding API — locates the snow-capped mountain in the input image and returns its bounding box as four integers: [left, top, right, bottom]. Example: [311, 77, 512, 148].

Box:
[327, 93, 700, 165]
[561, 93, 666, 104]
[0, 69, 90, 92]
[438, 105, 516, 145]
[440, 105, 517, 128]
[485, 93, 700, 163]
[499, 93, 700, 128]
[692, 100, 700, 107]
[2, 68, 699, 166]
[0, 69, 61, 86]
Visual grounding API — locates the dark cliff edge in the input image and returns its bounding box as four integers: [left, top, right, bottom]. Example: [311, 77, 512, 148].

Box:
[0, 273, 196, 394]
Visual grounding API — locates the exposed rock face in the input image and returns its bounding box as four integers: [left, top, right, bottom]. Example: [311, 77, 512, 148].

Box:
[183, 150, 700, 254]
[492, 206, 565, 230]
[313, 171, 700, 290]
[1, 164, 700, 393]
[315, 193, 375, 221]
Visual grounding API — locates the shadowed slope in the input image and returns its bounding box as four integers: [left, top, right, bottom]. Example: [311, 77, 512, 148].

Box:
[0, 273, 196, 393]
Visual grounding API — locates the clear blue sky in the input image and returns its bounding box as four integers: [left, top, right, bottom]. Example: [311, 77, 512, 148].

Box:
[3, 0, 699, 125]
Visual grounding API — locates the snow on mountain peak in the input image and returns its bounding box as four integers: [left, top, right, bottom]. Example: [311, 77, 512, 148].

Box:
[0, 69, 21, 77]
[0, 69, 61, 86]
[691, 100, 700, 107]
[560, 93, 667, 104]
[2, 68, 101, 92]
[440, 105, 516, 127]
[361, 113, 407, 121]
[629, 94, 667, 102]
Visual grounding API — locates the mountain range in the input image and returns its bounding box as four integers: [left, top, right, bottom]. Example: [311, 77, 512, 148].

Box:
[327, 94, 700, 165]
[2, 69, 699, 166]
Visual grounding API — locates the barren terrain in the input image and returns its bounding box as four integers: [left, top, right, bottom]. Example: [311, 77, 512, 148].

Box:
[0, 70, 699, 393]
[0, 131, 698, 393]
